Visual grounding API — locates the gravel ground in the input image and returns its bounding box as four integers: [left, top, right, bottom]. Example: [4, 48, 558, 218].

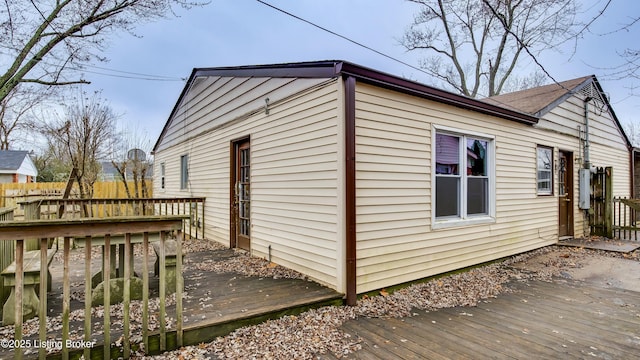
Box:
[131, 241, 640, 360]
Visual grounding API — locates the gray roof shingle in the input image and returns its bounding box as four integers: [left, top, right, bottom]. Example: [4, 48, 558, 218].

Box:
[0, 150, 29, 171]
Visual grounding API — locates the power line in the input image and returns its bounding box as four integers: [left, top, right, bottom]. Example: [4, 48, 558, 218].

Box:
[254, 0, 525, 107]
[81, 64, 185, 81]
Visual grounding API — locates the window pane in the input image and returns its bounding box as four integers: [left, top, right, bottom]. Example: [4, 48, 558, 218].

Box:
[537, 148, 551, 171]
[436, 133, 459, 175]
[538, 171, 551, 192]
[467, 177, 488, 215]
[180, 155, 188, 189]
[467, 138, 487, 176]
[537, 147, 552, 194]
[436, 177, 460, 217]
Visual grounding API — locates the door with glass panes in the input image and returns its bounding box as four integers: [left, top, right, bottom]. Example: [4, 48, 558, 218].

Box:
[232, 139, 251, 250]
[558, 150, 573, 237]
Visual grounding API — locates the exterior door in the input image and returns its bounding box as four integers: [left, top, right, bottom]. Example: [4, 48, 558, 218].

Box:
[558, 150, 574, 237]
[232, 139, 251, 250]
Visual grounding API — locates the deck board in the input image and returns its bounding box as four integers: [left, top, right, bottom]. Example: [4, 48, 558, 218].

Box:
[325, 279, 640, 359]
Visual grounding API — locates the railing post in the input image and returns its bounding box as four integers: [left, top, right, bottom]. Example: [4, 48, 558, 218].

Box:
[14, 239, 23, 360]
[142, 232, 150, 352]
[103, 234, 111, 360]
[83, 236, 92, 360]
[176, 229, 184, 347]
[38, 238, 48, 359]
[159, 230, 166, 351]
[123, 233, 131, 358]
[62, 237, 71, 360]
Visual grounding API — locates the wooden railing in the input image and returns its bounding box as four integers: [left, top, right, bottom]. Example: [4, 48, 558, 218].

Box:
[0, 216, 187, 359]
[20, 197, 205, 239]
[0, 207, 14, 222]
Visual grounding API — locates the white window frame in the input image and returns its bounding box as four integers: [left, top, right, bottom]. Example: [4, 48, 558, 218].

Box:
[536, 146, 553, 195]
[160, 162, 166, 190]
[180, 154, 188, 190]
[432, 125, 496, 229]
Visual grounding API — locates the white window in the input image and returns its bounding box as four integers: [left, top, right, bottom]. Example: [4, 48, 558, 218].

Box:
[433, 128, 494, 227]
[537, 146, 553, 195]
[160, 163, 165, 189]
[180, 155, 188, 190]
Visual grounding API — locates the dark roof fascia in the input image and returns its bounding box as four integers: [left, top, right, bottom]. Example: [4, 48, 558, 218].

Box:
[338, 62, 538, 126]
[152, 68, 198, 154]
[192, 61, 343, 79]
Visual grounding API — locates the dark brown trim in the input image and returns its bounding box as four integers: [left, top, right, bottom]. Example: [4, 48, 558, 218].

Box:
[194, 61, 341, 79]
[344, 76, 357, 306]
[229, 135, 251, 249]
[229, 141, 236, 249]
[338, 62, 538, 126]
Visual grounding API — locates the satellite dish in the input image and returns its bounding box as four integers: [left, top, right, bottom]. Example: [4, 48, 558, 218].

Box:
[127, 148, 146, 161]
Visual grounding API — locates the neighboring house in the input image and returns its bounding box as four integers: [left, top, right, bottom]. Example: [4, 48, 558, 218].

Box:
[99, 161, 122, 182]
[152, 61, 632, 304]
[99, 161, 154, 182]
[0, 150, 37, 183]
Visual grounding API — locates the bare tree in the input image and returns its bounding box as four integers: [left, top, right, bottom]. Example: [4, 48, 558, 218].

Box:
[41, 89, 118, 198]
[0, 0, 203, 103]
[401, 0, 579, 97]
[0, 84, 55, 149]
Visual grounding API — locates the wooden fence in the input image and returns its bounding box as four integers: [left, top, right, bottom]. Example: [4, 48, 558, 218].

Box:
[613, 197, 640, 241]
[0, 216, 187, 359]
[0, 181, 153, 211]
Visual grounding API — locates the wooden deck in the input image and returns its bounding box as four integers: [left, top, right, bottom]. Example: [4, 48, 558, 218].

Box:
[322, 279, 640, 359]
[0, 246, 342, 359]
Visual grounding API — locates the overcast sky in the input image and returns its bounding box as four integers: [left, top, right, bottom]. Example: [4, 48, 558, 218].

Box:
[74, 0, 640, 152]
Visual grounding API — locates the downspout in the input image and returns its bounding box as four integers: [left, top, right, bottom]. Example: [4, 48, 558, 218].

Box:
[583, 97, 592, 170]
[344, 76, 357, 306]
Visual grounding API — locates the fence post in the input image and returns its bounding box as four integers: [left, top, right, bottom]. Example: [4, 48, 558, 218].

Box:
[604, 167, 613, 238]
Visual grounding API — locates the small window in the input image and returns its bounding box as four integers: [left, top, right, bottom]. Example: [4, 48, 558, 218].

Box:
[537, 146, 553, 195]
[180, 155, 188, 190]
[160, 163, 165, 189]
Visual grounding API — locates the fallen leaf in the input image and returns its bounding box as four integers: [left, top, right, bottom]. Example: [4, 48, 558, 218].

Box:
[380, 289, 389, 297]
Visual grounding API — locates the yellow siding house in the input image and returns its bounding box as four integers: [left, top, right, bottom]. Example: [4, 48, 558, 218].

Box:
[152, 61, 632, 304]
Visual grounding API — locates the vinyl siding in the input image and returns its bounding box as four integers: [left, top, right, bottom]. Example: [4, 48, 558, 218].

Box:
[156, 77, 331, 152]
[154, 78, 343, 290]
[154, 72, 630, 296]
[354, 82, 630, 293]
